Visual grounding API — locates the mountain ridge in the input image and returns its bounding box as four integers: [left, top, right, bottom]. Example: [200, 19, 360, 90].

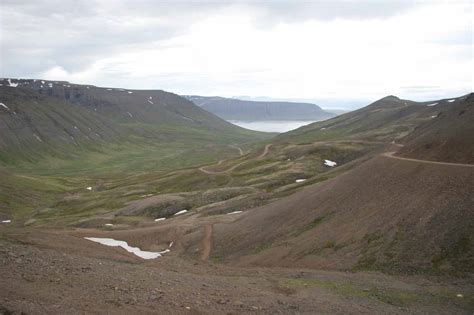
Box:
[183, 95, 335, 121]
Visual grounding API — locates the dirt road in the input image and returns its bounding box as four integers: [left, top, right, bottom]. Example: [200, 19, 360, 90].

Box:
[230, 145, 244, 156]
[200, 224, 213, 261]
[199, 144, 272, 175]
[258, 144, 272, 158]
[383, 151, 474, 168]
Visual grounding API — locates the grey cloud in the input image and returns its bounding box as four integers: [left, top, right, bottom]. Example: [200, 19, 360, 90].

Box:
[0, 0, 422, 77]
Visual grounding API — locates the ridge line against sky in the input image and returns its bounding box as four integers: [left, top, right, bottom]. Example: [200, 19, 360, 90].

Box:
[1, 0, 472, 109]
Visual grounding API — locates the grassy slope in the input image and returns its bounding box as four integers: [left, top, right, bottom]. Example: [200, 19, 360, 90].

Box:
[0, 83, 273, 221]
[276, 95, 452, 144]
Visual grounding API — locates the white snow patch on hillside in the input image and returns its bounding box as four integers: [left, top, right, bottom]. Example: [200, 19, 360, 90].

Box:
[128, 91, 133, 94]
[427, 103, 438, 107]
[324, 159, 337, 167]
[227, 211, 243, 215]
[84, 237, 169, 259]
[0, 103, 9, 110]
[295, 179, 306, 183]
[86, 186, 93, 191]
[7, 79, 18, 87]
[155, 218, 166, 222]
[174, 210, 188, 216]
[447, 99, 455, 102]
[181, 116, 194, 122]
[1, 220, 11, 223]
[147, 100, 154, 104]
[33, 134, 42, 142]
[127, 112, 133, 118]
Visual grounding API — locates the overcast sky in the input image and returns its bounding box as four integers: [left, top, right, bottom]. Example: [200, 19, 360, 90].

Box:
[1, 0, 472, 109]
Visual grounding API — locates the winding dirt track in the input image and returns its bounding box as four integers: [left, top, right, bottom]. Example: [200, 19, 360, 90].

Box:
[199, 160, 248, 175]
[383, 151, 474, 168]
[200, 224, 213, 261]
[199, 144, 272, 175]
[230, 145, 244, 156]
[258, 144, 272, 158]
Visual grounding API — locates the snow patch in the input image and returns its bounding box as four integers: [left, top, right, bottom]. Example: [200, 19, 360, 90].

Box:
[324, 159, 337, 167]
[128, 91, 133, 94]
[7, 79, 18, 87]
[1, 220, 11, 223]
[127, 111, 133, 118]
[227, 211, 243, 215]
[174, 210, 188, 216]
[41, 81, 45, 84]
[447, 99, 455, 103]
[431, 115, 437, 118]
[295, 179, 306, 183]
[147, 99, 154, 105]
[105, 223, 114, 226]
[107, 88, 112, 91]
[33, 134, 42, 142]
[427, 103, 438, 107]
[181, 116, 194, 122]
[154, 218, 166, 222]
[84, 237, 169, 259]
[320, 127, 326, 130]
[0, 103, 9, 111]
[86, 186, 93, 191]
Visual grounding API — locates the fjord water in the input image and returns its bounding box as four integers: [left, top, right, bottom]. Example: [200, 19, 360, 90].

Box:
[228, 120, 317, 133]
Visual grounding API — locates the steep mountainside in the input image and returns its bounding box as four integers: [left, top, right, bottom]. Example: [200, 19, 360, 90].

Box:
[396, 93, 474, 164]
[1, 79, 251, 130]
[0, 79, 270, 166]
[0, 86, 122, 162]
[277, 95, 468, 143]
[184, 95, 335, 121]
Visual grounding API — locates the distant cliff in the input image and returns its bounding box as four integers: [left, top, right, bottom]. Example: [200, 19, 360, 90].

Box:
[183, 96, 335, 121]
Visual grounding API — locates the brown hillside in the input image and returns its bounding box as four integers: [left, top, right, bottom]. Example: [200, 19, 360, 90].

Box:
[210, 152, 474, 274]
[397, 93, 474, 164]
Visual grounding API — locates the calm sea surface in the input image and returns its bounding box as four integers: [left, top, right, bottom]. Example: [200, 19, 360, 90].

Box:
[228, 120, 316, 133]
